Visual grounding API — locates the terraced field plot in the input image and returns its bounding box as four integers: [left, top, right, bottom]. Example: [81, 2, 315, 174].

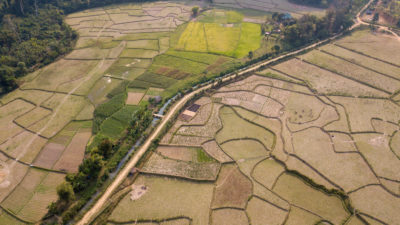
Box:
[0, 2, 244, 224]
[0, 1, 279, 223]
[107, 28, 400, 225]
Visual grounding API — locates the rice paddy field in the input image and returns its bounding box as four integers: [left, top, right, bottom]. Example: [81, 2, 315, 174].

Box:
[105, 28, 400, 225]
[0, 1, 284, 223]
[0, 0, 398, 223]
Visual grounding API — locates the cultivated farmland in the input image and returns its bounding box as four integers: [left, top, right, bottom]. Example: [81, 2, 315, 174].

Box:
[0, 1, 275, 223]
[105, 28, 400, 225]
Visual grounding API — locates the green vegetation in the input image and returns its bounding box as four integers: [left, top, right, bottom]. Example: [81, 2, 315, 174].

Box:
[234, 23, 263, 58]
[198, 10, 243, 24]
[134, 72, 178, 89]
[165, 50, 222, 64]
[99, 105, 139, 140]
[150, 55, 208, 75]
[370, 0, 400, 27]
[176, 12, 262, 58]
[56, 182, 75, 203]
[93, 93, 127, 133]
[196, 148, 215, 162]
[1, 0, 385, 224]
[50, 106, 152, 223]
[0, 9, 76, 94]
[102, 12, 400, 225]
[192, 6, 200, 17]
[0, 0, 162, 95]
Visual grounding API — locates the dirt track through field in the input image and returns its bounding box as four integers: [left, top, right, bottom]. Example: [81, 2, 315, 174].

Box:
[10, 58, 106, 169]
[9, 21, 115, 170]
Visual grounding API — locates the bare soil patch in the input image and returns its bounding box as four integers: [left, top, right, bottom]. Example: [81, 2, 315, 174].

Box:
[33, 143, 66, 169]
[202, 140, 233, 163]
[212, 164, 252, 209]
[53, 131, 91, 173]
[126, 92, 145, 105]
[130, 184, 148, 201]
[0, 162, 29, 203]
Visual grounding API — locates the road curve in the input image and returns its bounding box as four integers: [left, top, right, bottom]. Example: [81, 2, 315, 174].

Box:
[76, 1, 376, 224]
[353, 0, 400, 41]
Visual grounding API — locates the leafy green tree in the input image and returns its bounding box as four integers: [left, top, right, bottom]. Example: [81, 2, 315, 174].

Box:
[248, 51, 254, 59]
[373, 12, 379, 22]
[192, 6, 199, 17]
[98, 138, 113, 159]
[272, 45, 281, 53]
[57, 182, 75, 202]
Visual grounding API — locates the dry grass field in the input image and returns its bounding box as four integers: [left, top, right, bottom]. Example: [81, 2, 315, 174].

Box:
[0, 2, 206, 223]
[109, 175, 214, 224]
[106, 27, 400, 225]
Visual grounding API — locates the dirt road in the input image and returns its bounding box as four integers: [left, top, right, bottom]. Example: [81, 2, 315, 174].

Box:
[354, 0, 400, 42]
[76, 1, 377, 224]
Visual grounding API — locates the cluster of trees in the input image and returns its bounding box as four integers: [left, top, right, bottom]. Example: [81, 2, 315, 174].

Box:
[375, 0, 400, 27]
[127, 107, 153, 141]
[268, 0, 370, 49]
[281, 9, 353, 47]
[280, 0, 369, 48]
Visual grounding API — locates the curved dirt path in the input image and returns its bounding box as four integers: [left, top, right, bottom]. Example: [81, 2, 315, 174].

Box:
[353, 0, 400, 42]
[76, 1, 377, 224]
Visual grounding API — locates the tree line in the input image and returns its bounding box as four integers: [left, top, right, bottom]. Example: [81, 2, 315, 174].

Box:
[48, 106, 152, 224]
[280, 0, 368, 48]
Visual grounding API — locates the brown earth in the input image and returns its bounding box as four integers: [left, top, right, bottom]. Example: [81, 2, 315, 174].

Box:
[53, 132, 91, 172]
[212, 164, 252, 209]
[33, 143, 66, 169]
